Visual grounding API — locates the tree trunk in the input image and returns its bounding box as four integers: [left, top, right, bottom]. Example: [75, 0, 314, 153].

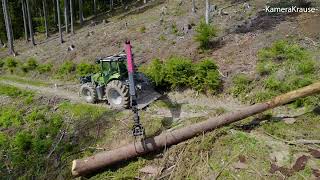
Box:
[205, 0, 209, 24]
[71, 82, 320, 177]
[2, 0, 15, 55]
[64, 0, 69, 33]
[93, 0, 96, 17]
[56, 0, 63, 43]
[192, 0, 196, 13]
[53, 0, 58, 25]
[79, 0, 83, 26]
[22, 0, 29, 42]
[26, 0, 35, 46]
[109, 0, 113, 10]
[43, 0, 49, 38]
[144, 0, 147, 4]
[70, 0, 74, 34]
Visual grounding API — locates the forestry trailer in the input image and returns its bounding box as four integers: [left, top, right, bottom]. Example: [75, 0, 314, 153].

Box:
[79, 41, 161, 136]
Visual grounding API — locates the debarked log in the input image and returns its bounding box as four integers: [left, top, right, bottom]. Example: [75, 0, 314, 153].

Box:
[72, 82, 320, 177]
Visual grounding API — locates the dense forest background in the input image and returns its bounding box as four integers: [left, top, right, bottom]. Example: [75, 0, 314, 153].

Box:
[0, 0, 136, 42]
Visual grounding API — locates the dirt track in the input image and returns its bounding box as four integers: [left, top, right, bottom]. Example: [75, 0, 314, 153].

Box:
[0, 79, 82, 103]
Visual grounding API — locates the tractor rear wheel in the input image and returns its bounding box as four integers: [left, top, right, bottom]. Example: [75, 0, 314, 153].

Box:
[80, 83, 98, 103]
[105, 80, 130, 109]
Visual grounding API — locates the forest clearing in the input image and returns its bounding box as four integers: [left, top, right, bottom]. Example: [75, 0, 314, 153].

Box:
[0, 0, 320, 179]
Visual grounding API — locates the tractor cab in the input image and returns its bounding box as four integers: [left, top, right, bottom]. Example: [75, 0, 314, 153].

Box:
[93, 54, 128, 86]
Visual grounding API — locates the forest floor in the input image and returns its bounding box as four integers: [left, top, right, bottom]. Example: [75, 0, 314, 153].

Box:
[0, 0, 320, 179]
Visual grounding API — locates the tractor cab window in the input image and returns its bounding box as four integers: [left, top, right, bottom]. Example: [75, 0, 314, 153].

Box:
[110, 62, 118, 72]
[101, 62, 110, 72]
[118, 61, 128, 77]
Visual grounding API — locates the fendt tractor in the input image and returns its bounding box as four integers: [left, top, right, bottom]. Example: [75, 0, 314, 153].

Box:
[79, 41, 161, 136]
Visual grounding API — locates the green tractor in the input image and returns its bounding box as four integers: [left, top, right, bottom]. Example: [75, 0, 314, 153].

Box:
[79, 54, 160, 109]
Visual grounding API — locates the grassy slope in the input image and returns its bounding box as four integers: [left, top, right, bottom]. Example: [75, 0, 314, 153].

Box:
[0, 0, 319, 179]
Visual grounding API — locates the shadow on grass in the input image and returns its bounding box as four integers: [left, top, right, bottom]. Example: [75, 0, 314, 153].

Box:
[235, 106, 320, 132]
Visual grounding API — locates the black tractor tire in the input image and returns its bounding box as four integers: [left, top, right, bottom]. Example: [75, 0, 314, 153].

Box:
[105, 80, 130, 109]
[80, 83, 98, 103]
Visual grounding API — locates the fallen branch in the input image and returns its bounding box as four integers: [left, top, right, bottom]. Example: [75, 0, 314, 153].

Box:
[72, 82, 320, 177]
[295, 139, 320, 145]
[264, 132, 320, 148]
[47, 130, 66, 159]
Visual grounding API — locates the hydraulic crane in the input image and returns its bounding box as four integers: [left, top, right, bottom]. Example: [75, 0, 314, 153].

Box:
[125, 40, 145, 136]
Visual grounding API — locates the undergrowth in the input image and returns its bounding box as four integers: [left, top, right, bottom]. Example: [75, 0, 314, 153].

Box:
[0, 57, 99, 81]
[0, 84, 113, 179]
[194, 19, 218, 49]
[231, 40, 320, 107]
[0, 83, 34, 101]
[140, 57, 221, 93]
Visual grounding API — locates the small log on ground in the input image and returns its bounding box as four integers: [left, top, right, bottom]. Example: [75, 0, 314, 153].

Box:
[72, 82, 320, 177]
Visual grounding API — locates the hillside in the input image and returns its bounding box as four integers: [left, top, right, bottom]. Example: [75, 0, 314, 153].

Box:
[0, 0, 320, 179]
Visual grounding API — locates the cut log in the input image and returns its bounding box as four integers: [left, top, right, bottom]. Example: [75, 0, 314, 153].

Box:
[72, 82, 320, 177]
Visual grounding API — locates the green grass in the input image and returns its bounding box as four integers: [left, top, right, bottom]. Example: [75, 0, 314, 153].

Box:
[261, 111, 320, 140]
[91, 158, 146, 179]
[139, 26, 146, 33]
[0, 75, 50, 87]
[230, 74, 253, 97]
[231, 40, 320, 107]
[0, 83, 34, 98]
[0, 107, 23, 128]
[58, 101, 108, 120]
[0, 84, 116, 179]
[37, 63, 53, 74]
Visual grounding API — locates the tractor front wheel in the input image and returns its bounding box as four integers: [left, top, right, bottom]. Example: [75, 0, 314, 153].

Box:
[105, 80, 130, 109]
[80, 83, 98, 103]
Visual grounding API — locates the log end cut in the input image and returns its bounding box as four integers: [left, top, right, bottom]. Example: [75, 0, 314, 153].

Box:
[72, 160, 80, 177]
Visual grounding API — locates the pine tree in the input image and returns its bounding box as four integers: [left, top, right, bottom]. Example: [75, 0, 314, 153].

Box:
[26, 0, 35, 45]
[2, 0, 15, 55]
[70, 0, 74, 34]
[43, 0, 49, 38]
[56, 0, 63, 43]
[22, 0, 28, 42]
[79, 0, 83, 26]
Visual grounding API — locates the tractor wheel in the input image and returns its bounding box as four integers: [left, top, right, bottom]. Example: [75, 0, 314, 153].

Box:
[105, 80, 130, 109]
[80, 83, 98, 103]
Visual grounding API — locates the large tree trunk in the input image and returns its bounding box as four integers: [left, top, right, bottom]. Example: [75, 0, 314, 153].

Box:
[26, 0, 35, 46]
[64, 0, 69, 33]
[43, 0, 49, 38]
[70, 0, 74, 34]
[205, 0, 209, 24]
[56, 0, 63, 43]
[2, 0, 15, 55]
[72, 82, 320, 177]
[22, 0, 29, 42]
[79, 0, 83, 26]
